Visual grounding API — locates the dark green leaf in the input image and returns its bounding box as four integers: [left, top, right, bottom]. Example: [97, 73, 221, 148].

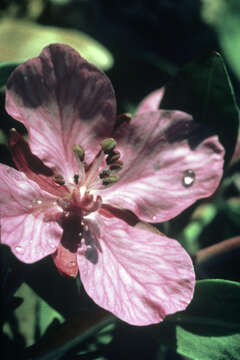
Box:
[160, 53, 239, 166]
[202, 0, 240, 81]
[162, 279, 240, 360]
[24, 310, 114, 360]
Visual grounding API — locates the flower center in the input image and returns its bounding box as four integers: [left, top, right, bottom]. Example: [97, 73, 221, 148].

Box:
[56, 138, 123, 219]
[73, 137, 123, 190]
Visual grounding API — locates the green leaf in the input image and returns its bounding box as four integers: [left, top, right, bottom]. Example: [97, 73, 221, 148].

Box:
[160, 53, 239, 166]
[163, 279, 240, 360]
[38, 297, 65, 337]
[0, 62, 19, 87]
[24, 310, 114, 360]
[201, 0, 240, 81]
[0, 18, 113, 71]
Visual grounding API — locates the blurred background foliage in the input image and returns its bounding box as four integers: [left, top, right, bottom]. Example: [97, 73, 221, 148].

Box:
[1, 1, 240, 359]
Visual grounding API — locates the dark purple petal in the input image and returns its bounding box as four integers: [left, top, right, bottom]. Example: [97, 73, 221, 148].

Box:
[136, 88, 164, 114]
[6, 43, 116, 181]
[104, 110, 224, 223]
[9, 129, 69, 196]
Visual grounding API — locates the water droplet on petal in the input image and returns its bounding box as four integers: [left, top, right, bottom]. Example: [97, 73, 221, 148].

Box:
[152, 216, 157, 221]
[15, 246, 24, 253]
[182, 169, 195, 188]
[37, 200, 42, 205]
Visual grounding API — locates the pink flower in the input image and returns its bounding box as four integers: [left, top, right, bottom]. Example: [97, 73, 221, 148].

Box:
[0, 44, 224, 325]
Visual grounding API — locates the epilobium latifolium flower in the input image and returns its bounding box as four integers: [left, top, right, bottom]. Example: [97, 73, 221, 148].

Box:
[0, 44, 224, 325]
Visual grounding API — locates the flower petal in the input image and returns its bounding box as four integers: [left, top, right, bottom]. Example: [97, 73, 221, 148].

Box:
[0, 164, 62, 263]
[9, 129, 69, 197]
[52, 243, 78, 278]
[136, 88, 165, 114]
[6, 43, 116, 181]
[104, 110, 224, 222]
[77, 214, 195, 326]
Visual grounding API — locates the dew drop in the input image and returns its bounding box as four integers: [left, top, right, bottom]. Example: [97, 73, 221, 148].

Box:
[15, 246, 24, 253]
[152, 216, 157, 221]
[37, 200, 42, 205]
[182, 169, 195, 188]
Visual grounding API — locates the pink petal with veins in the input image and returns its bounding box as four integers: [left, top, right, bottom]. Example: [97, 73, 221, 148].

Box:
[106, 110, 224, 223]
[136, 88, 165, 114]
[77, 214, 195, 326]
[9, 130, 69, 197]
[6, 43, 116, 181]
[0, 164, 62, 263]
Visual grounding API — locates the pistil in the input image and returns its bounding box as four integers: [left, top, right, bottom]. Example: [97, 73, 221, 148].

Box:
[73, 144, 86, 185]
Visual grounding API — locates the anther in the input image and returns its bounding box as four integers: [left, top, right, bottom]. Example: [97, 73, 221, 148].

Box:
[106, 150, 121, 165]
[102, 175, 119, 186]
[99, 169, 111, 179]
[109, 160, 123, 171]
[101, 138, 117, 154]
[73, 144, 85, 162]
[53, 174, 65, 185]
[116, 113, 131, 128]
[74, 174, 79, 184]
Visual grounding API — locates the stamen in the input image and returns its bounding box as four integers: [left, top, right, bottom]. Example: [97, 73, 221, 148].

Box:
[53, 174, 65, 185]
[74, 174, 79, 184]
[109, 160, 123, 171]
[99, 169, 111, 179]
[85, 151, 105, 188]
[102, 175, 119, 186]
[85, 138, 122, 190]
[73, 144, 86, 185]
[101, 138, 117, 154]
[73, 144, 85, 162]
[106, 150, 121, 165]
